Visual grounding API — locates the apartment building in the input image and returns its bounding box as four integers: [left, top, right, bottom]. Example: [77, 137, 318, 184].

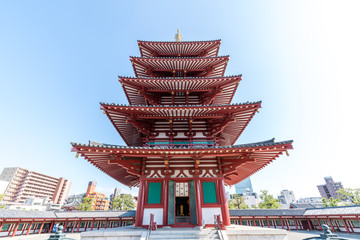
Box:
[85, 181, 109, 211]
[0, 167, 71, 205]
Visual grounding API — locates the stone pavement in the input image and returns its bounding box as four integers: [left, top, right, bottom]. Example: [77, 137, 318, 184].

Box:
[2, 233, 81, 240]
[2, 230, 360, 240]
[287, 230, 360, 240]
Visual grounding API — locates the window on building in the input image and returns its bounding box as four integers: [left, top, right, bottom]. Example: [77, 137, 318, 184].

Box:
[352, 220, 360, 228]
[17, 223, 23, 230]
[1, 224, 10, 231]
[147, 182, 162, 204]
[202, 182, 217, 204]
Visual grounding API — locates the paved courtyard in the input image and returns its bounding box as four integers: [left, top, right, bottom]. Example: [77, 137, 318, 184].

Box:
[2, 230, 360, 240]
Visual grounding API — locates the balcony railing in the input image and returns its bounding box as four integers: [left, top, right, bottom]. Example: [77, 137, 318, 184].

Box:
[146, 141, 215, 148]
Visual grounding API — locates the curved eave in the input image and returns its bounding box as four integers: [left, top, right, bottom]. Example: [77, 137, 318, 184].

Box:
[100, 102, 262, 146]
[130, 56, 229, 78]
[138, 40, 221, 58]
[71, 139, 293, 187]
[118, 75, 242, 106]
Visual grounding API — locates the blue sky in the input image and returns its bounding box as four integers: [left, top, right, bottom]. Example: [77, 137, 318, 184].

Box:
[1, 0, 359, 199]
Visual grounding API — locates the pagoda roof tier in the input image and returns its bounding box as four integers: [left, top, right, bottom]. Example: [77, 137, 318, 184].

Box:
[119, 75, 242, 105]
[130, 56, 229, 78]
[138, 40, 221, 58]
[100, 102, 261, 146]
[71, 138, 293, 187]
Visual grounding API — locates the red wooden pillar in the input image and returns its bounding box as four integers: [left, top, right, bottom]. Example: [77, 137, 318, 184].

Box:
[49, 221, 54, 233]
[306, 218, 313, 230]
[11, 221, 21, 237]
[252, 217, 256, 227]
[135, 180, 145, 227]
[340, 216, 350, 234]
[163, 180, 168, 226]
[21, 222, 27, 235]
[38, 221, 45, 235]
[279, 217, 284, 229]
[105, 218, 108, 229]
[84, 221, 88, 231]
[119, 219, 122, 227]
[284, 217, 290, 231]
[63, 219, 68, 233]
[195, 179, 203, 226]
[346, 219, 354, 233]
[26, 221, 33, 236]
[327, 216, 335, 232]
[91, 219, 95, 231]
[77, 219, 81, 232]
[315, 217, 322, 231]
[266, 216, 270, 228]
[0, 221, 3, 232]
[293, 217, 298, 230]
[71, 221, 76, 234]
[7, 223, 14, 236]
[239, 217, 242, 225]
[219, 179, 230, 226]
[32, 223, 37, 234]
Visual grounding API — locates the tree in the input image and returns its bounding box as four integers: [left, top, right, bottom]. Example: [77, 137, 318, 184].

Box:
[228, 194, 250, 209]
[337, 188, 360, 205]
[258, 190, 280, 209]
[0, 194, 5, 209]
[77, 197, 94, 211]
[111, 194, 135, 211]
[322, 197, 339, 207]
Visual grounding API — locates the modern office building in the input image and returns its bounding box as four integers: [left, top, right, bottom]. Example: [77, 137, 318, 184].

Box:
[235, 177, 253, 195]
[317, 176, 344, 199]
[110, 188, 121, 210]
[0, 167, 71, 205]
[278, 189, 296, 204]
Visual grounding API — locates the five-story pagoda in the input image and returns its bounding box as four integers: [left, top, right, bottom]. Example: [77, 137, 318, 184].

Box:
[71, 30, 293, 228]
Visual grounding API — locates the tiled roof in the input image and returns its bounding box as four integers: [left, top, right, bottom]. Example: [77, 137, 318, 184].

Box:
[1, 207, 360, 220]
[0, 210, 136, 219]
[72, 138, 292, 150]
[137, 39, 221, 43]
[290, 203, 323, 209]
[0, 210, 56, 219]
[304, 205, 360, 216]
[229, 209, 306, 216]
[55, 211, 130, 219]
[118, 75, 242, 80]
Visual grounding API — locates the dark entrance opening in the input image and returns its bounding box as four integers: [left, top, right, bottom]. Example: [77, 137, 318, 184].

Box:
[175, 197, 190, 223]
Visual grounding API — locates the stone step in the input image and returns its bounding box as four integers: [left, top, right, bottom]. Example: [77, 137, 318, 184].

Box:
[149, 231, 220, 240]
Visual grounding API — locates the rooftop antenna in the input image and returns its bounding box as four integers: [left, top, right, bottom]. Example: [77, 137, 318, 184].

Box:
[175, 28, 182, 42]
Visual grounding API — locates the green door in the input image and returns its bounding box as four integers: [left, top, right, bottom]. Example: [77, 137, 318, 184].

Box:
[189, 180, 197, 225]
[168, 180, 175, 225]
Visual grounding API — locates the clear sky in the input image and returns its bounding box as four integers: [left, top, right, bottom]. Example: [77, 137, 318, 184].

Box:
[1, 0, 359, 200]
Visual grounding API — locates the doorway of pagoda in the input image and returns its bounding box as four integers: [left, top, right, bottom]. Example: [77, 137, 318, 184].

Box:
[168, 180, 198, 226]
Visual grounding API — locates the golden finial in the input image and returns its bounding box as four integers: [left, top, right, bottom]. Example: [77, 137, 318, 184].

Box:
[175, 28, 182, 42]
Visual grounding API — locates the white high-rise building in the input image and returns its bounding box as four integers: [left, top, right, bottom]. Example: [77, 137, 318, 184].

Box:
[278, 190, 296, 204]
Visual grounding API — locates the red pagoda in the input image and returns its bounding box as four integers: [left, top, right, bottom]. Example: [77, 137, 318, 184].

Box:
[71, 31, 293, 228]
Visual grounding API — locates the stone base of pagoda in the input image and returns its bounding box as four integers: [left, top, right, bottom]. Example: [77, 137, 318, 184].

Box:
[80, 225, 288, 240]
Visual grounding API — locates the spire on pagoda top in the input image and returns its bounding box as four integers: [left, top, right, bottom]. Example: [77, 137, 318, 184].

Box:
[175, 28, 182, 42]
